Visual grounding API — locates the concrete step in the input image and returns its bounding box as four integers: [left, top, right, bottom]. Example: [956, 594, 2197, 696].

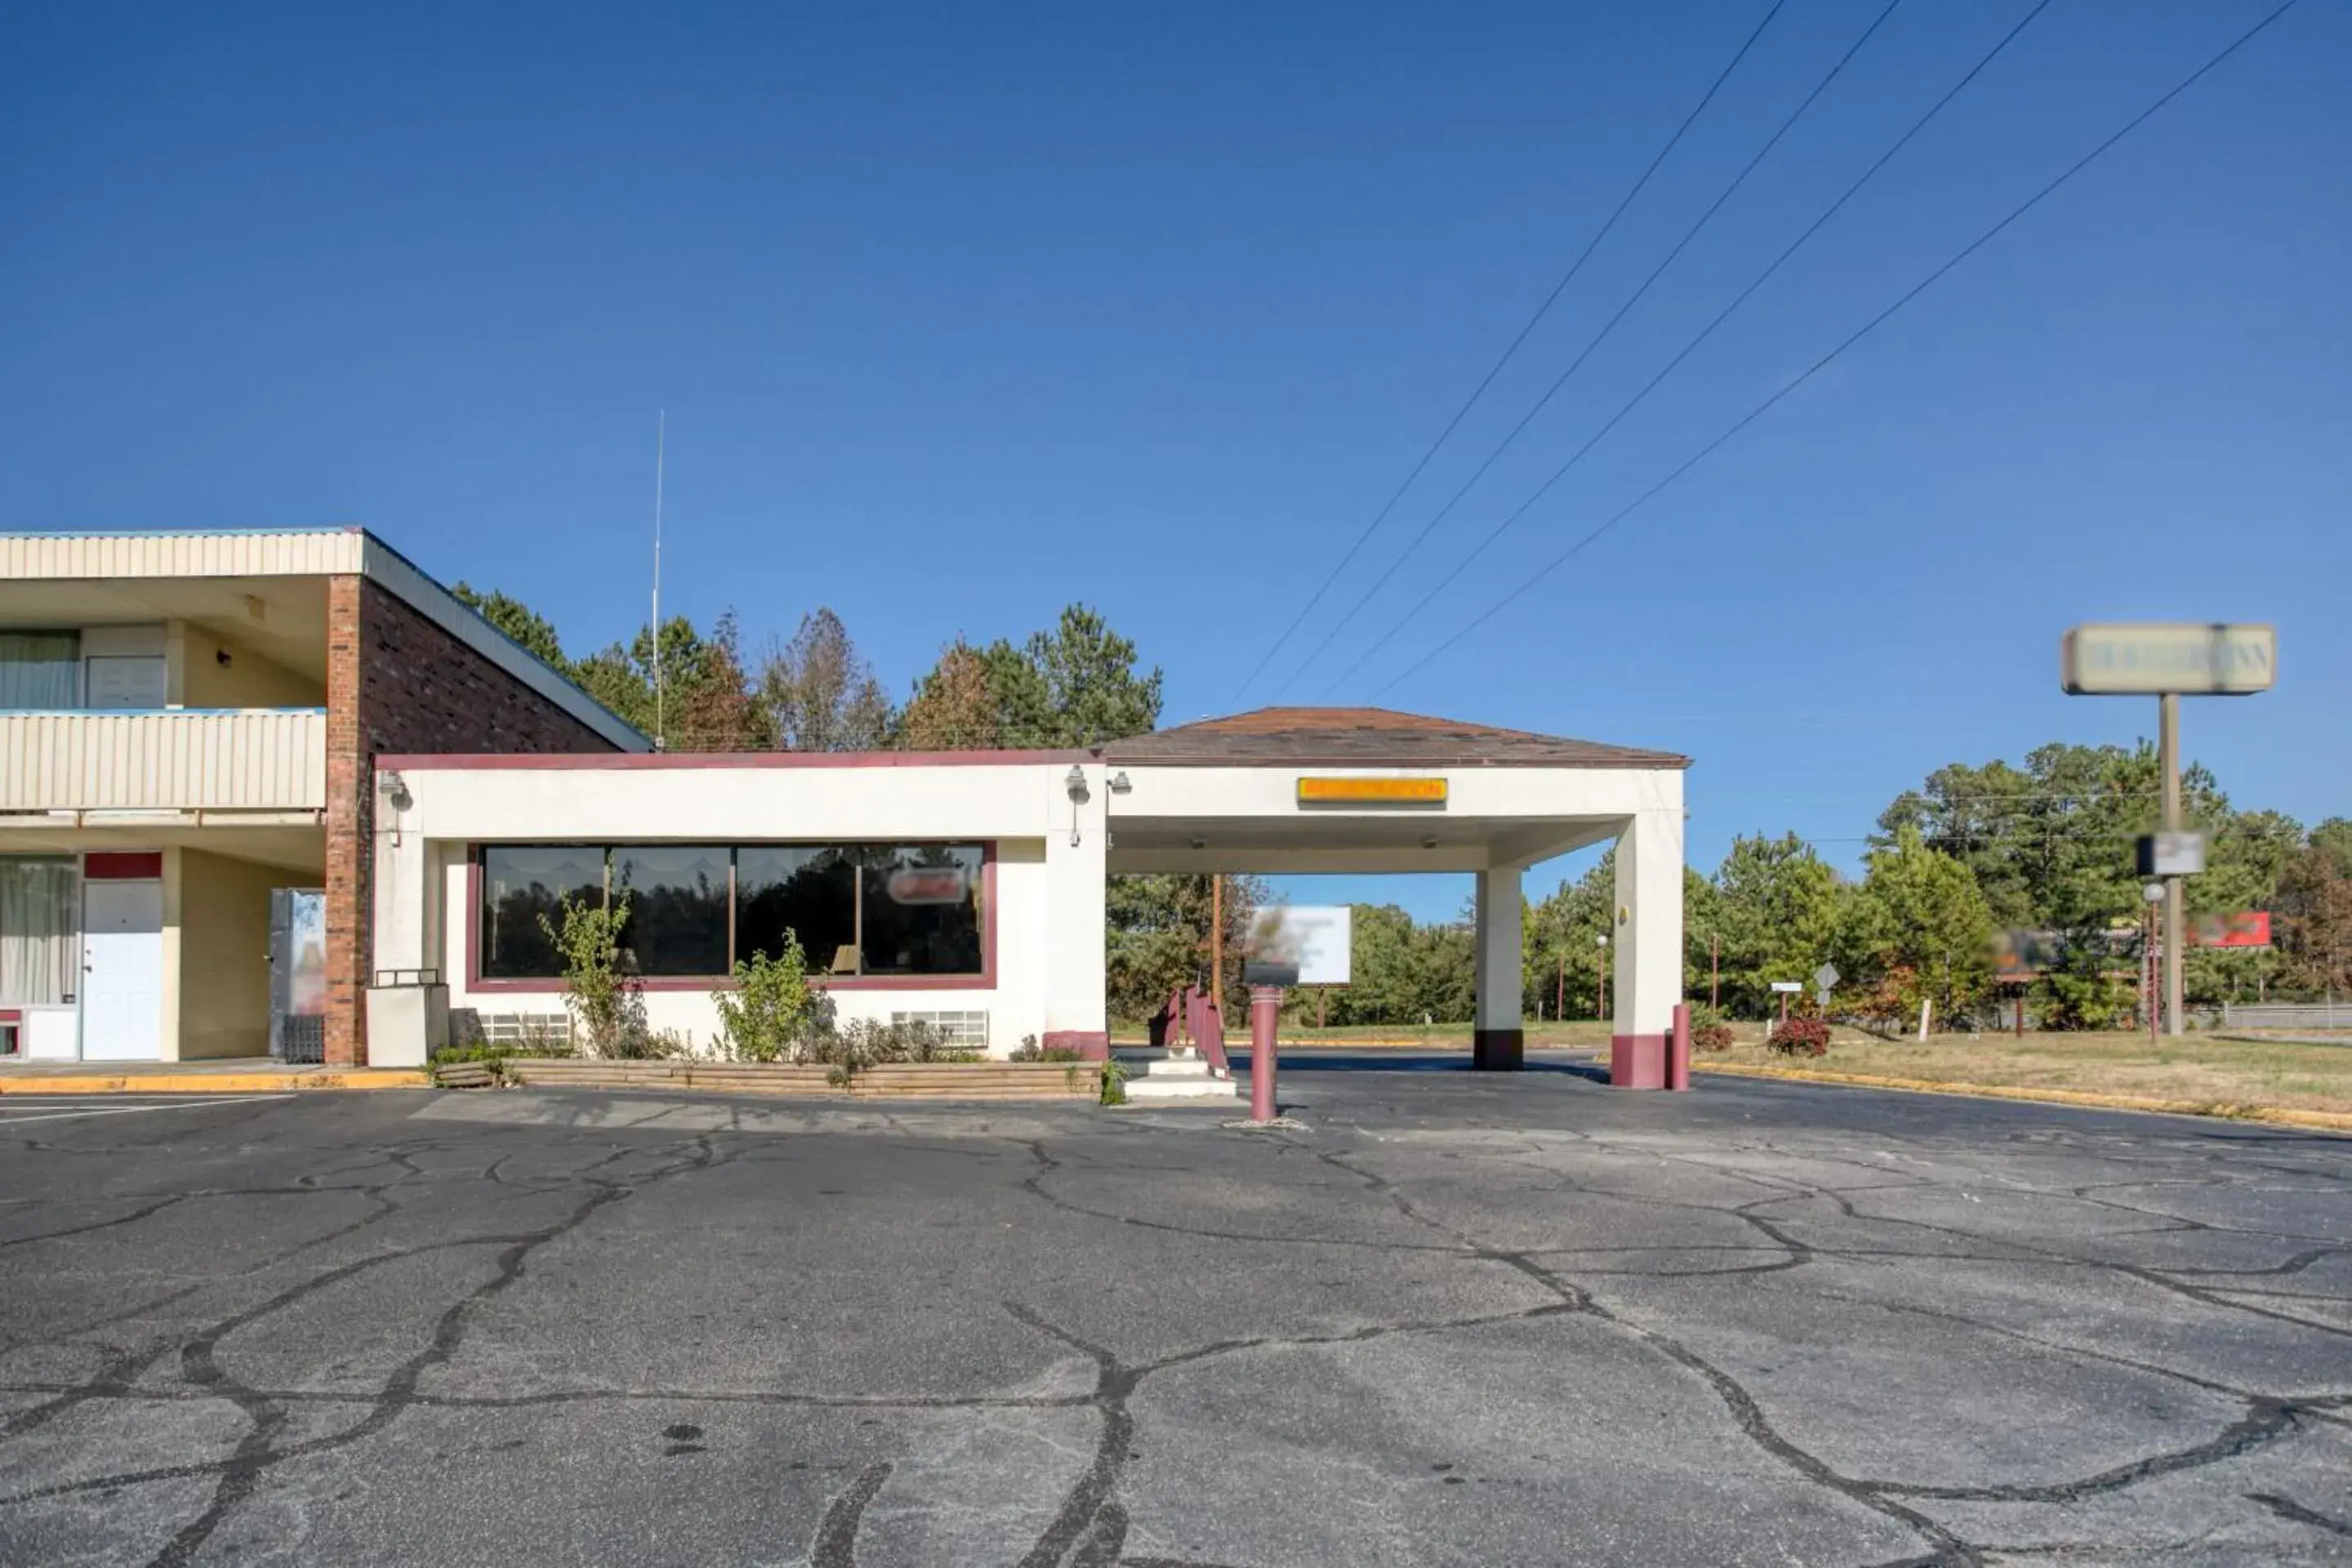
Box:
[1123, 1071, 1240, 1101]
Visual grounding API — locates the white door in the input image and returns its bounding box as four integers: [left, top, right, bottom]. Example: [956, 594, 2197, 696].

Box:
[82, 880, 163, 1061]
[84, 654, 167, 710]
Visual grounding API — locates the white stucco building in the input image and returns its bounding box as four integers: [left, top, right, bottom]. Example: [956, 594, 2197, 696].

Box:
[371, 708, 1688, 1081]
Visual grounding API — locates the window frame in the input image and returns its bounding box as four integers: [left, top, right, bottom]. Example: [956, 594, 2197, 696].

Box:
[467, 841, 994, 992]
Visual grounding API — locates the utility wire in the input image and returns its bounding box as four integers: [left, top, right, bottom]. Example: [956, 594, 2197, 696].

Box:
[1223, 0, 1789, 706]
[1367, 0, 2302, 702]
[1322, 0, 2055, 699]
[1274, 0, 1906, 698]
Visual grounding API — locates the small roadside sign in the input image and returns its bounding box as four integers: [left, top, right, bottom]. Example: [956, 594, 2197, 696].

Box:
[1813, 963, 1839, 991]
[1769, 981, 1802, 993]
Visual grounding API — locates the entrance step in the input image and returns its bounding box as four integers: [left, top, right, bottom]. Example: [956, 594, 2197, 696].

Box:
[1116, 1048, 1241, 1101]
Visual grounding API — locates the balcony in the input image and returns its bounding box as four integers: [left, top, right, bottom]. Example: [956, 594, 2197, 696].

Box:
[0, 709, 327, 815]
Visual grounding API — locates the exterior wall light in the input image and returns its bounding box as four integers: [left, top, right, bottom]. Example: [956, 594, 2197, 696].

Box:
[1065, 766, 1089, 847]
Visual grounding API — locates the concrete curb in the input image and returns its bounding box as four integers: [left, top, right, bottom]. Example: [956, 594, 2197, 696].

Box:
[0, 1069, 430, 1095]
[1694, 1061, 2352, 1135]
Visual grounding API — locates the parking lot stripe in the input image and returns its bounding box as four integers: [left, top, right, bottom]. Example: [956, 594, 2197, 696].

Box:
[0, 1095, 294, 1125]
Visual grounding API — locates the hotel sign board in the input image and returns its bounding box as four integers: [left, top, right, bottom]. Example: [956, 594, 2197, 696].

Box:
[1297, 776, 1447, 806]
[1241, 905, 1353, 988]
[2060, 623, 2275, 696]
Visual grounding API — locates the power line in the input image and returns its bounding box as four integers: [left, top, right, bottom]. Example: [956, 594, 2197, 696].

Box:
[1322, 0, 2056, 698]
[1273, 0, 1907, 698]
[1223, 0, 1789, 706]
[1365, 0, 2301, 701]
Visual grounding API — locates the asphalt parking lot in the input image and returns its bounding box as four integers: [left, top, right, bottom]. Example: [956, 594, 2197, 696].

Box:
[2, 1056, 2348, 1566]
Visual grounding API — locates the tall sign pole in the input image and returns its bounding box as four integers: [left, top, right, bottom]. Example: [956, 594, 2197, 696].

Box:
[2158, 692, 2185, 1037]
[2061, 624, 2275, 1038]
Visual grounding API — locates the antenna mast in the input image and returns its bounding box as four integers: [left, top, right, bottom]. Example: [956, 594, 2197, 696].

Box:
[651, 410, 666, 748]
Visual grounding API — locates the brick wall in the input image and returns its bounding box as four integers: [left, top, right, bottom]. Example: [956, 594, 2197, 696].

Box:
[323, 575, 622, 1064]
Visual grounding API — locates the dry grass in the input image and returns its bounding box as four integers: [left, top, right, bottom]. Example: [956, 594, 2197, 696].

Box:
[1702, 1026, 2352, 1115]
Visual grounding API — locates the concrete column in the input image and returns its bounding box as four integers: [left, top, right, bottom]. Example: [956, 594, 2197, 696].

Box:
[1042, 762, 1110, 1058]
[1610, 808, 1685, 1089]
[370, 825, 430, 976]
[1472, 862, 1523, 1070]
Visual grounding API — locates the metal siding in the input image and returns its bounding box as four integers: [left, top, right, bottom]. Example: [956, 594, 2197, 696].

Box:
[0, 710, 327, 810]
[0, 532, 363, 581]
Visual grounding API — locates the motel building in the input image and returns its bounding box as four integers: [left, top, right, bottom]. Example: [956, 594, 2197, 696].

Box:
[2, 529, 1689, 1080]
[0, 530, 644, 1067]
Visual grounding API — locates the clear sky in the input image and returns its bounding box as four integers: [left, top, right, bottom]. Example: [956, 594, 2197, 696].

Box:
[3, 1, 2343, 922]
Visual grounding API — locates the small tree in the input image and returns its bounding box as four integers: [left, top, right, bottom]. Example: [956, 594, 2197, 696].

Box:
[710, 933, 828, 1062]
[539, 890, 653, 1058]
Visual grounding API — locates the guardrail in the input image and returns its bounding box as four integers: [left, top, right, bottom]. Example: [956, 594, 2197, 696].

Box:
[0, 709, 326, 812]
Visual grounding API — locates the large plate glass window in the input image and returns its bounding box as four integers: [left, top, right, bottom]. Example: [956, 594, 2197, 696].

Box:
[479, 847, 605, 979]
[611, 845, 730, 978]
[860, 844, 983, 976]
[736, 847, 858, 975]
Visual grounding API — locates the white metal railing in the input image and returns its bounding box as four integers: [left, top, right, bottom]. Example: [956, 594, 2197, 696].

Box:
[0, 709, 327, 813]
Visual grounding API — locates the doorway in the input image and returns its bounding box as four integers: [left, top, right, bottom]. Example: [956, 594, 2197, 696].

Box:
[82, 879, 163, 1060]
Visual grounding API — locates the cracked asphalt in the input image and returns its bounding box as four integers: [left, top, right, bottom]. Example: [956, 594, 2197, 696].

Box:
[2, 1054, 2350, 1566]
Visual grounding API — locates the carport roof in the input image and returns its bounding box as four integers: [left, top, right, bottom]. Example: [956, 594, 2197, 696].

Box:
[1102, 706, 1689, 769]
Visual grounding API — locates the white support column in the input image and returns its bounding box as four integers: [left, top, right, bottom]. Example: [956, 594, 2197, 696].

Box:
[1610, 807, 1685, 1087]
[1042, 762, 1110, 1058]
[1472, 862, 1523, 1070]
[370, 824, 430, 976]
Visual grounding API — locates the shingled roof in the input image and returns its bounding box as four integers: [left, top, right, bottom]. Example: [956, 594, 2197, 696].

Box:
[1101, 707, 1689, 769]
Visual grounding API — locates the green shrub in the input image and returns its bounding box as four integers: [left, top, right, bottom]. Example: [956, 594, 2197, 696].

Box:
[711, 935, 828, 1062]
[540, 891, 655, 1058]
[799, 1017, 974, 1082]
[429, 1040, 569, 1067]
[1098, 1058, 1128, 1106]
[1012, 1036, 1085, 1063]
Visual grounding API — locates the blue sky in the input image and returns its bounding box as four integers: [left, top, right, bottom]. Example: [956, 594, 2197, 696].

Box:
[3, 1, 2344, 922]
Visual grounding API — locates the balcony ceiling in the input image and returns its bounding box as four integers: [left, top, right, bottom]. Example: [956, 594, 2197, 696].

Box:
[0, 577, 331, 679]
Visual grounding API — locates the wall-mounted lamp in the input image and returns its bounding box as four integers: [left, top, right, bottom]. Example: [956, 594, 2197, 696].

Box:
[1108, 770, 1133, 794]
[376, 770, 413, 847]
[1064, 766, 1090, 847]
[1420, 834, 1440, 849]
[214, 648, 233, 667]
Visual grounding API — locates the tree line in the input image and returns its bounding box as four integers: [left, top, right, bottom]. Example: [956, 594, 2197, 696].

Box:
[455, 588, 2345, 1030]
[453, 586, 1162, 752]
[1525, 742, 2347, 1031]
[1280, 743, 2347, 1032]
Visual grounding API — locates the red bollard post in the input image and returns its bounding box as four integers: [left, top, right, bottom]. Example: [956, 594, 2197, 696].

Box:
[1667, 1003, 1691, 1092]
[1249, 985, 1282, 1122]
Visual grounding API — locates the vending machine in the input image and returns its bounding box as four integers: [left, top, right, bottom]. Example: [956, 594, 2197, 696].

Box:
[269, 888, 327, 1063]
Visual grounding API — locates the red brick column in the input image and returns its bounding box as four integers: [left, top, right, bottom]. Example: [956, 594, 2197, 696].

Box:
[323, 574, 371, 1065]
[321, 573, 628, 1065]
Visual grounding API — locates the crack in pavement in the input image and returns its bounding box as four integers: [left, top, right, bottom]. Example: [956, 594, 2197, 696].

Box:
[2246, 1490, 2352, 1539]
[4, 1088, 2346, 1566]
[811, 1460, 893, 1568]
[0, 1134, 736, 1562]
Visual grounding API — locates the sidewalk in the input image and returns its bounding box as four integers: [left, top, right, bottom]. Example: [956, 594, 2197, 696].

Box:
[0, 1058, 430, 1094]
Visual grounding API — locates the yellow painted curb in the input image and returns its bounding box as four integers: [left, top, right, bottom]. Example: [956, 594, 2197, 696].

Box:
[1693, 1061, 2352, 1134]
[0, 1070, 430, 1095]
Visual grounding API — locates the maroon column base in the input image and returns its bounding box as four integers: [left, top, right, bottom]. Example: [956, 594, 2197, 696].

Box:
[1248, 986, 1283, 1121]
[1472, 1028, 1524, 1071]
[1610, 1032, 1667, 1089]
[1044, 1031, 1111, 1062]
